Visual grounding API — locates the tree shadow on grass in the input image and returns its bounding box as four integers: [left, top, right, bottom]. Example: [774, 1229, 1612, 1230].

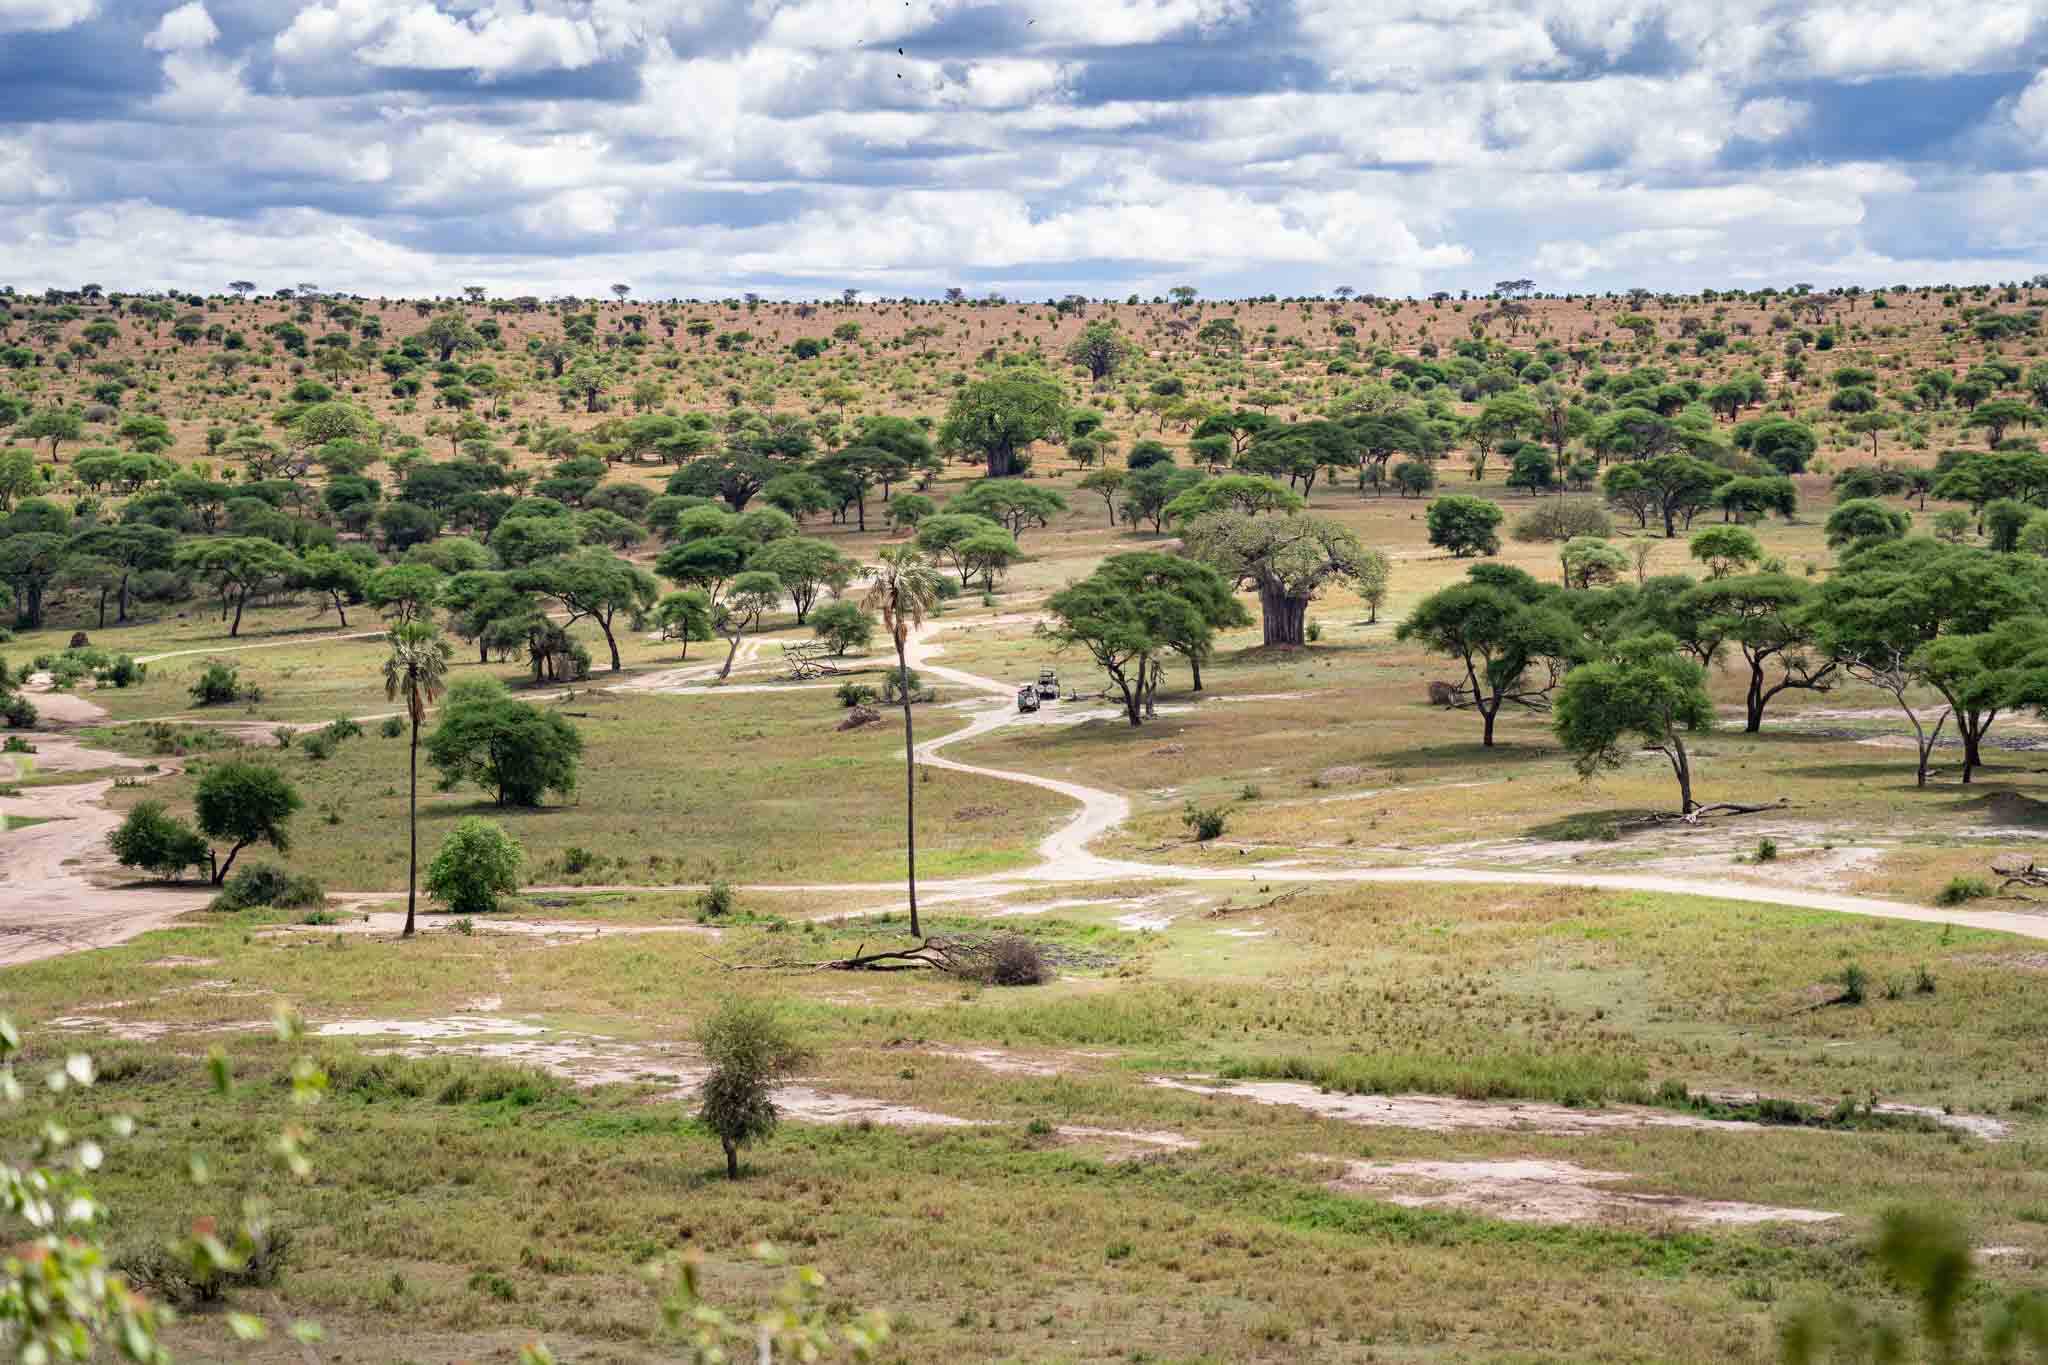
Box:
[1363, 740, 1558, 773]
[1519, 808, 1661, 842]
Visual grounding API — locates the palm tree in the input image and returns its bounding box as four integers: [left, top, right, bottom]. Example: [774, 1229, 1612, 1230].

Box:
[860, 546, 945, 938]
[382, 623, 452, 938]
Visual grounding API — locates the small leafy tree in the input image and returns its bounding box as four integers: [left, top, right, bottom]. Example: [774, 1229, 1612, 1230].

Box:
[1553, 633, 1716, 813]
[809, 600, 874, 656]
[426, 697, 583, 807]
[1426, 495, 1504, 557]
[654, 588, 713, 655]
[194, 760, 303, 885]
[696, 1000, 812, 1180]
[425, 816, 524, 915]
[1689, 525, 1763, 579]
[1398, 573, 1580, 746]
[714, 570, 783, 679]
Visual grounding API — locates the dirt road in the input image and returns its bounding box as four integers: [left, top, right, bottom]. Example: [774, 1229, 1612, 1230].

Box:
[10, 616, 2048, 967]
[0, 731, 211, 967]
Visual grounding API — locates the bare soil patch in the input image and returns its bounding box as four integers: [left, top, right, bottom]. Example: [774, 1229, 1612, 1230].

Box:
[1325, 1158, 1840, 1227]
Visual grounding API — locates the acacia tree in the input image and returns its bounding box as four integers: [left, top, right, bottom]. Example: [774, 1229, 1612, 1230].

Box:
[1043, 566, 1200, 725]
[1090, 551, 1250, 693]
[1553, 633, 1715, 814]
[860, 546, 945, 938]
[1682, 573, 1834, 732]
[1181, 510, 1373, 646]
[514, 552, 658, 671]
[748, 537, 854, 623]
[697, 999, 811, 1180]
[194, 760, 303, 885]
[382, 623, 452, 937]
[174, 537, 298, 637]
[715, 571, 783, 680]
[1396, 572, 1579, 747]
[1812, 539, 2047, 785]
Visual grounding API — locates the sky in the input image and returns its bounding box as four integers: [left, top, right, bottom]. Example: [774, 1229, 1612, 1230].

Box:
[2, 0, 2047, 299]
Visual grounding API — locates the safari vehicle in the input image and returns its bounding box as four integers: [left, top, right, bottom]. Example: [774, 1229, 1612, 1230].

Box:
[1016, 684, 1041, 713]
[1037, 669, 1060, 700]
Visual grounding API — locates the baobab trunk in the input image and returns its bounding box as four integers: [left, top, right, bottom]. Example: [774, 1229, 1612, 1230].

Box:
[1256, 583, 1308, 647]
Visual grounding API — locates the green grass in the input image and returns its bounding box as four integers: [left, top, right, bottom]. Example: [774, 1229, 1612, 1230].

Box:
[103, 689, 1073, 889]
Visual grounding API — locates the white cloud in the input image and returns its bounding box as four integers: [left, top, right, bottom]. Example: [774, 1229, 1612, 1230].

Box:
[144, 2, 219, 52]
[275, 0, 624, 77]
[1793, 2, 2041, 78]
[0, 0, 93, 35]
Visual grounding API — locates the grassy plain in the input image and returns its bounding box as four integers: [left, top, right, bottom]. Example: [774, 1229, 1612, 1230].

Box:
[5, 878, 2046, 1363]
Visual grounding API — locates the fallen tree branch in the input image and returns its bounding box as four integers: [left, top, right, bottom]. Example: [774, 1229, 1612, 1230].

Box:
[1625, 798, 1790, 827]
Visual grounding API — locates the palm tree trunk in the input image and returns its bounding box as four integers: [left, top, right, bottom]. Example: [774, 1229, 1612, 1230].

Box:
[404, 717, 418, 937]
[898, 630, 919, 939]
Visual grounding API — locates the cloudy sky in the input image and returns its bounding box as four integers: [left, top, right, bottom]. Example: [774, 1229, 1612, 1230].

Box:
[3, 0, 2047, 299]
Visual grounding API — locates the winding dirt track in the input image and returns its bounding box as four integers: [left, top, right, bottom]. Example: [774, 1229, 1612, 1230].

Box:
[7, 617, 2048, 968]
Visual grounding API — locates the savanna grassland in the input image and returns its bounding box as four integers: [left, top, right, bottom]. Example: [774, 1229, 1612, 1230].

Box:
[6, 279, 2048, 1362]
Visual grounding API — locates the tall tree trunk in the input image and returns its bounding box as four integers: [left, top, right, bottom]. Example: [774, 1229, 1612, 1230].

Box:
[1257, 583, 1307, 646]
[897, 630, 920, 938]
[1745, 667, 1765, 733]
[1669, 733, 1694, 812]
[404, 717, 419, 937]
[230, 589, 246, 637]
[600, 614, 622, 672]
[723, 1138, 738, 1180]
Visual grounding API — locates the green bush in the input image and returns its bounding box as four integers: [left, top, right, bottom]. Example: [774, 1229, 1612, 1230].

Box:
[835, 680, 878, 708]
[208, 862, 325, 912]
[1935, 875, 1993, 906]
[425, 817, 524, 915]
[1181, 802, 1227, 841]
[189, 661, 242, 706]
[699, 879, 736, 918]
[380, 715, 405, 738]
[106, 800, 210, 880]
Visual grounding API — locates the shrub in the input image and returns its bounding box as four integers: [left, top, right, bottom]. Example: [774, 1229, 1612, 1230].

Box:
[189, 661, 242, 706]
[974, 935, 1048, 987]
[1834, 962, 1868, 1006]
[1755, 837, 1778, 862]
[836, 680, 878, 708]
[208, 862, 325, 912]
[300, 732, 336, 761]
[380, 715, 405, 738]
[96, 655, 144, 688]
[562, 845, 597, 874]
[324, 716, 364, 742]
[116, 1227, 294, 1307]
[1181, 801, 1227, 841]
[424, 817, 524, 915]
[272, 725, 297, 749]
[2, 735, 32, 754]
[699, 879, 736, 918]
[107, 800, 210, 880]
[1934, 875, 1993, 906]
[880, 666, 926, 704]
